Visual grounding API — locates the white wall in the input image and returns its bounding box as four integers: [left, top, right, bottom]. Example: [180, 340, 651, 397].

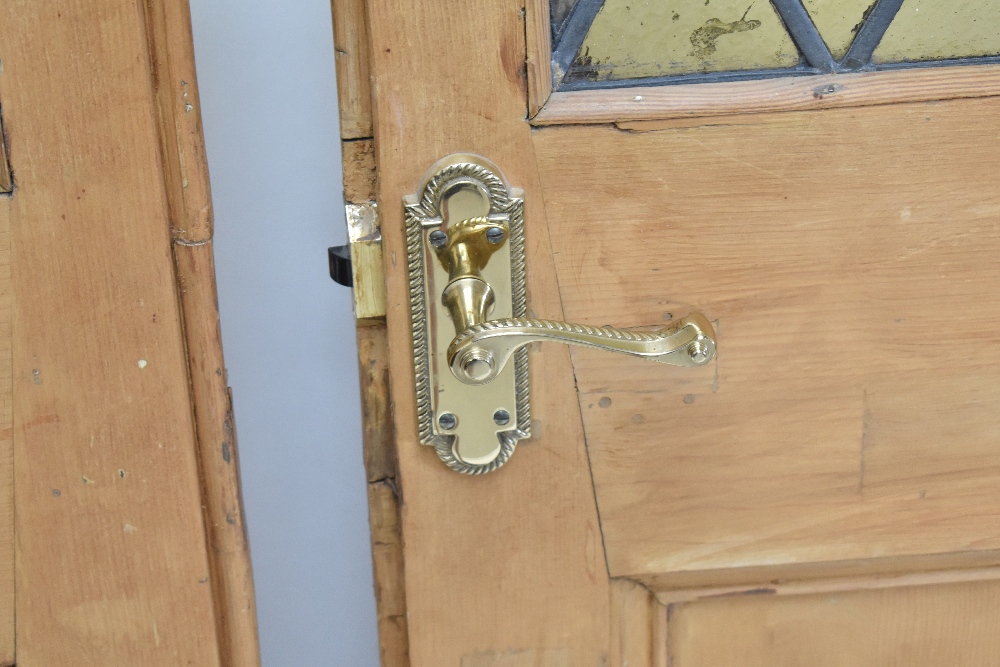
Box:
[188, 2, 380, 665]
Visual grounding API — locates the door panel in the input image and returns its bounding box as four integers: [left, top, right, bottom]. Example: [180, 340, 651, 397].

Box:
[533, 98, 1000, 582]
[670, 579, 1000, 666]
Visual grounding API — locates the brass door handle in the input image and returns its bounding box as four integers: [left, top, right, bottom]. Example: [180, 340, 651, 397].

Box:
[449, 314, 715, 385]
[405, 154, 717, 474]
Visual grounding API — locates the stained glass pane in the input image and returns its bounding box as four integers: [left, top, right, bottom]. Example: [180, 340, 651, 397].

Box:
[802, 0, 877, 60]
[873, 1, 1000, 64]
[566, 0, 802, 83]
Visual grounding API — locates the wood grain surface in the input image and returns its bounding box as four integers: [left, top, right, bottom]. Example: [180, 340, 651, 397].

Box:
[669, 579, 1000, 666]
[332, 0, 373, 140]
[0, 1, 261, 663]
[357, 0, 1000, 661]
[1, 1, 222, 663]
[609, 578, 667, 667]
[172, 242, 260, 667]
[356, 325, 410, 665]
[342, 138, 377, 203]
[330, 1, 410, 662]
[525, 0, 553, 117]
[533, 97, 1000, 586]
[533, 63, 1000, 125]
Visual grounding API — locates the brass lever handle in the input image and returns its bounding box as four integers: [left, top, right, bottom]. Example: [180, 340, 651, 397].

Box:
[448, 313, 716, 385]
[405, 154, 718, 474]
[429, 200, 716, 386]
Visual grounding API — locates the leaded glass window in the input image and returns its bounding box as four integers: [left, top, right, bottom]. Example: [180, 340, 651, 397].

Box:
[551, 0, 1000, 89]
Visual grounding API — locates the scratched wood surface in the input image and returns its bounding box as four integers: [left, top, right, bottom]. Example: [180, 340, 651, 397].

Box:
[669, 579, 1000, 666]
[355, 325, 410, 665]
[341, 138, 377, 203]
[0, 1, 252, 663]
[532, 97, 1000, 586]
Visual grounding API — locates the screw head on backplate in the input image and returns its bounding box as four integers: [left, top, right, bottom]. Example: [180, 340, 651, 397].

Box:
[429, 230, 447, 248]
[485, 226, 505, 244]
[438, 412, 457, 430]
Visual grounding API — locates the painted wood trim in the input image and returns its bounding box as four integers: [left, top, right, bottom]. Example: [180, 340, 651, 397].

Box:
[532, 62, 1000, 125]
[142, 2, 262, 664]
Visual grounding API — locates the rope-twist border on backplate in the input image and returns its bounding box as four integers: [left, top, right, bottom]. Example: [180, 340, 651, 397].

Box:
[404, 160, 529, 474]
[506, 198, 531, 442]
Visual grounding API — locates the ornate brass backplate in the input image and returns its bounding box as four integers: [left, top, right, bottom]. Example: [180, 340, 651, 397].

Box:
[404, 155, 529, 475]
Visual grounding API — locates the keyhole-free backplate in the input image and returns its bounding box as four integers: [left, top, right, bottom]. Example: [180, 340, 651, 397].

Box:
[403, 154, 530, 474]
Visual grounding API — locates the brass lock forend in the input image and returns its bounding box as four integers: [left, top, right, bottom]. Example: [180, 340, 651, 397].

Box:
[405, 154, 717, 475]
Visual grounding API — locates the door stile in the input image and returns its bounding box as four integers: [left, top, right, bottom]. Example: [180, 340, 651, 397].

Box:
[361, 0, 612, 663]
[140, 2, 261, 665]
[332, 0, 414, 663]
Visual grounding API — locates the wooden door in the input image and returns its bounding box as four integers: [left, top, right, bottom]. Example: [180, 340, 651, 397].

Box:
[336, 0, 1000, 665]
[0, 2, 258, 664]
